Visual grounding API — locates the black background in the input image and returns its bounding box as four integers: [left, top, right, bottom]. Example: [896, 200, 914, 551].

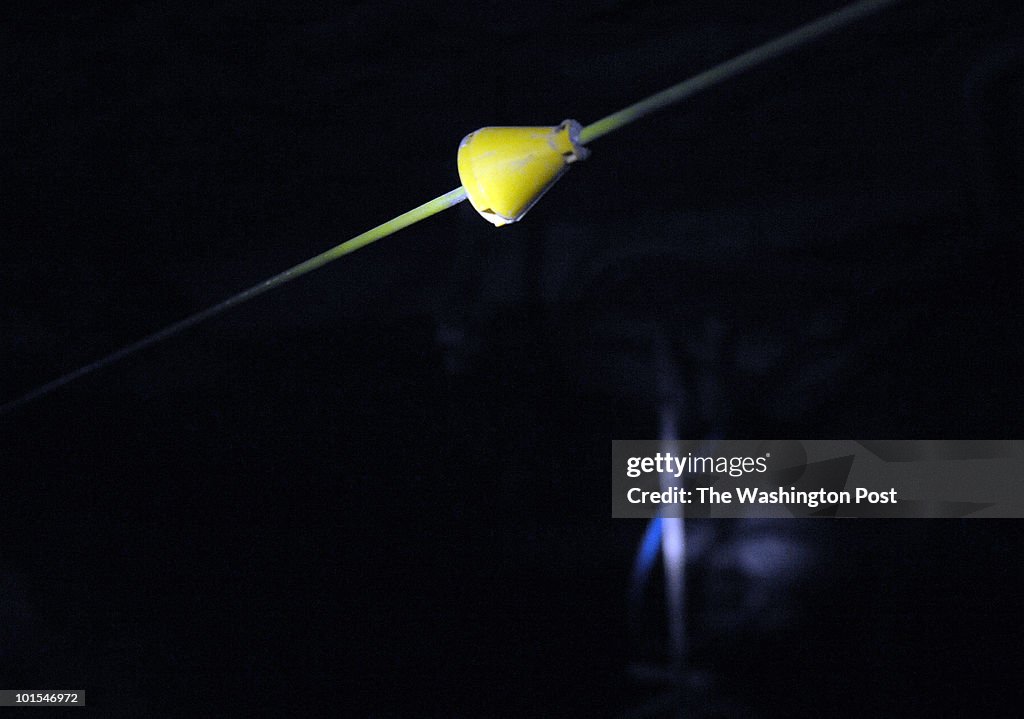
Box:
[2, 1, 1022, 716]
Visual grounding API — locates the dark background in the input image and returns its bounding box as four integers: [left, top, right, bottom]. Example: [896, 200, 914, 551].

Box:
[1, 1, 1022, 716]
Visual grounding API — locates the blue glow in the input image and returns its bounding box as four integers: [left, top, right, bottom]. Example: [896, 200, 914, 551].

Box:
[631, 516, 664, 605]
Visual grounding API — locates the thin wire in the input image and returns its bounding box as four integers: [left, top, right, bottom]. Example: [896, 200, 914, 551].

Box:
[1, 0, 900, 416]
[580, 0, 899, 144]
[0, 187, 467, 416]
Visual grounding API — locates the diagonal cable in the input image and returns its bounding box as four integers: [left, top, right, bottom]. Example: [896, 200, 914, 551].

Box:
[0, 0, 898, 417]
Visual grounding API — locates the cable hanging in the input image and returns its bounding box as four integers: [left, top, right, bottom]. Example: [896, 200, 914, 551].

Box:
[0, 0, 898, 417]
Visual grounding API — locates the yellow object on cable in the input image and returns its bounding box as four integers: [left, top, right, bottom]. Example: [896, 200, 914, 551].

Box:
[457, 119, 589, 226]
[0, 0, 899, 416]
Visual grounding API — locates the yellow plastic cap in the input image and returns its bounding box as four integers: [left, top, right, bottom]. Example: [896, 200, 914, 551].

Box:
[457, 119, 589, 227]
